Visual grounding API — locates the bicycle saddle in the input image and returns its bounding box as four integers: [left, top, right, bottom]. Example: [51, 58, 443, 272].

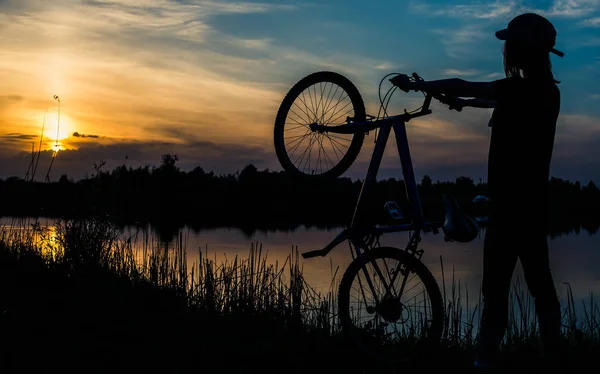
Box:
[441, 194, 479, 243]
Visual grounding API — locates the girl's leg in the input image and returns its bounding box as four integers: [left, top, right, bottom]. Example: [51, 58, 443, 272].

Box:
[475, 223, 519, 367]
[519, 230, 561, 354]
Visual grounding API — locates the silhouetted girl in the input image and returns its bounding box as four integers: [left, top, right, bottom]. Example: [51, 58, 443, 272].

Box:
[392, 12, 564, 371]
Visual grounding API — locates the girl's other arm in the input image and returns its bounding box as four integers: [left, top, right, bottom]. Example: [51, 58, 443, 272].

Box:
[463, 98, 497, 108]
[391, 75, 498, 100]
[438, 96, 496, 110]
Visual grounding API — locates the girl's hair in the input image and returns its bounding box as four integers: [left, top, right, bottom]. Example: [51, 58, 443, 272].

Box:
[503, 39, 560, 83]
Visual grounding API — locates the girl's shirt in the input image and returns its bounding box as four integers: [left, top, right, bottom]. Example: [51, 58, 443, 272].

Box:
[487, 76, 560, 215]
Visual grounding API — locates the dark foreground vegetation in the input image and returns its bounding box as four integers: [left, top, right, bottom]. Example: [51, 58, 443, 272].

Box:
[1, 217, 598, 373]
[1, 155, 600, 241]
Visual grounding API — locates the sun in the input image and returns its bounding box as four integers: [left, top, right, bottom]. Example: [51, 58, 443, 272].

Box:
[43, 112, 74, 151]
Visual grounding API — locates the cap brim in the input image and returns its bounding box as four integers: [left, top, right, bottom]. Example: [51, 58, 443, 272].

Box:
[495, 29, 509, 40]
[496, 29, 564, 57]
[551, 48, 565, 57]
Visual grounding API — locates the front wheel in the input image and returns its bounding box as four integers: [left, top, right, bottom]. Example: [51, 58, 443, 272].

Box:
[338, 247, 444, 363]
[273, 71, 366, 181]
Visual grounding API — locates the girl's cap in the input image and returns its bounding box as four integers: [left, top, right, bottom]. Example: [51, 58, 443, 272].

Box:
[496, 13, 564, 57]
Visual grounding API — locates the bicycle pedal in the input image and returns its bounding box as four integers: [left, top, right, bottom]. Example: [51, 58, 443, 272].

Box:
[384, 201, 403, 220]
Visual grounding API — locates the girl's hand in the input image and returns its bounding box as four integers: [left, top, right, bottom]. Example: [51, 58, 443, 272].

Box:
[438, 96, 467, 111]
[390, 74, 416, 92]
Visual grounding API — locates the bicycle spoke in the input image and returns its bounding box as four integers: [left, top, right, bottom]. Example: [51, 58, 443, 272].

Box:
[345, 252, 437, 351]
[286, 131, 311, 158]
[287, 84, 355, 175]
[289, 104, 311, 124]
[306, 86, 318, 123]
[284, 123, 308, 132]
[302, 133, 316, 173]
[322, 92, 349, 125]
[275, 72, 365, 179]
[325, 133, 353, 143]
[294, 133, 318, 172]
[320, 82, 336, 123]
[316, 134, 336, 170]
[324, 136, 343, 162]
[324, 134, 350, 155]
[299, 91, 316, 123]
[326, 104, 354, 125]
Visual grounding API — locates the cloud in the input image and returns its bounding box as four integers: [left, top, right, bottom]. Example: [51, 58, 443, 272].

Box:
[2, 110, 599, 186]
[576, 37, 600, 46]
[541, 0, 600, 18]
[72, 132, 99, 138]
[482, 72, 503, 79]
[374, 62, 401, 71]
[442, 69, 480, 76]
[0, 95, 23, 102]
[409, 0, 517, 19]
[552, 114, 600, 159]
[0, 0, 296, 48]
[0, 95, 24, 112]
[1, 133, 38, 141]
[549, 114, 600, 182]
[579, 17, 600, 27]
[411, 0, 600, 64]
[0, 138, 276, 181]
[430, 24, 490, 59]
[0, 0, 398, 144]
[411, 0, 600, 20]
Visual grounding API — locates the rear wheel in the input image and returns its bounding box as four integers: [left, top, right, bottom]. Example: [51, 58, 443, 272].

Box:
[338, 247, 444, 363]
[273, 71, 366, 181]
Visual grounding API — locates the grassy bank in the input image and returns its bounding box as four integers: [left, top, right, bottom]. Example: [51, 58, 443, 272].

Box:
[0, 218, 598, 373]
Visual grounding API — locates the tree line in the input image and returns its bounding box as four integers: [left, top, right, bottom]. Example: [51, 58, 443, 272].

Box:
[1, 154, 598, 239]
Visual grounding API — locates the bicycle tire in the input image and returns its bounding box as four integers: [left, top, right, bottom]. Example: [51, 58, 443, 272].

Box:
[273, 71, 366, 181]
[338, 246, 444, 363]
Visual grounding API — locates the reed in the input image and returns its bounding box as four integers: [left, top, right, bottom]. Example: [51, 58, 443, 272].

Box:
[0, 217, 598, 373]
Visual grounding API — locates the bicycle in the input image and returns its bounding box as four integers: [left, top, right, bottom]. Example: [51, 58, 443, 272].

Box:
[273, 71, 481, 363]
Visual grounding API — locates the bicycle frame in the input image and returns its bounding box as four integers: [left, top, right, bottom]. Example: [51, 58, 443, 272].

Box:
[302, 93, 443, 261]
[300, 92, 448, 309]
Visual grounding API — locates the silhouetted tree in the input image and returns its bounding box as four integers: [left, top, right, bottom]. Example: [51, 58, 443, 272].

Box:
[422, 175, 432, 189]
[159, 154, 179, 173]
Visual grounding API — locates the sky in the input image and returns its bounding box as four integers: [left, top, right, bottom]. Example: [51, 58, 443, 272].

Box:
[1, 0, 599, 184]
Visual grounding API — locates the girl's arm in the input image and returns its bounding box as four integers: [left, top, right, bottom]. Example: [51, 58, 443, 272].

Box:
[392, 75, 498, 100]
[417, 79, 497, 100]
[462, 98, 497, 108]
[438, 96, 497, 110]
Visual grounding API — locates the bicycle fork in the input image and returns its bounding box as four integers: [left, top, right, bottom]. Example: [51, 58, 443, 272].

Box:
[351, 232, 424, 318]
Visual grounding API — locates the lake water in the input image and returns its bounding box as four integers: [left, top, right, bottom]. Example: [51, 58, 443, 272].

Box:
[2, 216, 599, 325]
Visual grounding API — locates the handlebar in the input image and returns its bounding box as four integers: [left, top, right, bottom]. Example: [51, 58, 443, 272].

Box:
[309, 72, 468, 135]
[398, 72, 464, 112]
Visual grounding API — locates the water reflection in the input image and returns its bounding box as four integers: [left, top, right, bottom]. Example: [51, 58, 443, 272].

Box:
[146, 222, 600, 326]
[2, 216, 599, 316]
[0, 217, 62, 259]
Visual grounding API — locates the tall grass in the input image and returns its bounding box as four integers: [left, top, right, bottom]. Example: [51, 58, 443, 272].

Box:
[0, 217, 345, 373]
[0, 217, 598, 373]
[439, 254, 600, 351]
